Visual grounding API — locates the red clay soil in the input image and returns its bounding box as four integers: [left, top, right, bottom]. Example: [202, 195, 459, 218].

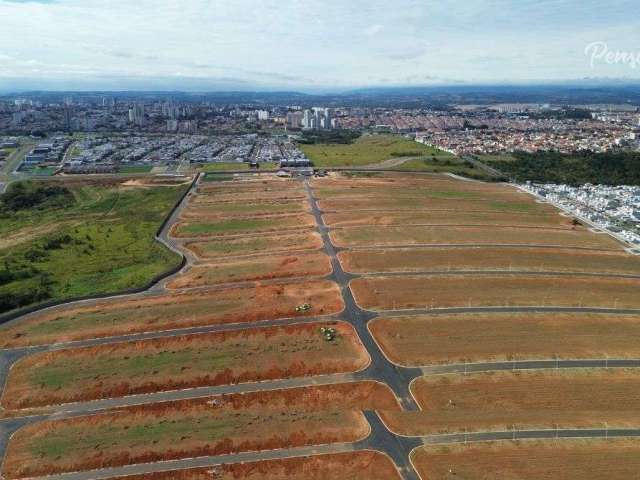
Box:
[3, 322, 370, 409]
[369, 313, 640, 366]
[171, 214, 316, 238]
[412, 440, 640, 480]
[350, 274, 640, 311]
[324, 210, 569, 228]
[339, 247, 640, 275]
[105, 451, 401, 480]
[381, 370, 640, 436]
[167, 253, 332, 289]
[0, 280, 343, 349]
[2, 382, 398, 478]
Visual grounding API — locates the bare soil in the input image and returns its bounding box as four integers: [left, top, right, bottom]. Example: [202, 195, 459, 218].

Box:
[184, 230, 323, 259]
[168, 253, 332, 289]
[350, 274, 640, 311]
[339, 247, 640, 275]
[0, 280, 343, 348]
[412, 440, 640, 480]
[171, 214, 316, 238]
[382, 370, 640, 435]
[330, 225, 621, 250]
[3, 322, 369, 409]
[324, 211, 569, 228]
[3, 403, 368, 478]
[102, 451, 401, 480]
[369, 313, 640, 366]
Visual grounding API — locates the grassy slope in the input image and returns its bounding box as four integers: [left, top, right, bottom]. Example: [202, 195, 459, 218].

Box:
[0, 181, 187, 314]
[201, 162, 278, 172]
[299, 134, 453, 168]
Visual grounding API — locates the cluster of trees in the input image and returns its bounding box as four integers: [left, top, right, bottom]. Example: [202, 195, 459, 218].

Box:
[488, 151, 640, 185]
[298, 130, 361, 144]
[0, 181, 73, 213]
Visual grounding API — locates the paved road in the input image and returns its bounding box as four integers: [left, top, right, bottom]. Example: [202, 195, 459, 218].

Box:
[304, 181, 422, 412]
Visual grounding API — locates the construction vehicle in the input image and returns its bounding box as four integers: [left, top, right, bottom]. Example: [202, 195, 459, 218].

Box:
[320, 326, 337, 342]
[296, 303, 312, 313]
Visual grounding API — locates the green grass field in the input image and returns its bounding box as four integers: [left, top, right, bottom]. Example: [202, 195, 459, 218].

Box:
[0, 180, 187, 314]
[118, 165, 153, 174]
[299, 135, 453, 168]
[201, 162, 278, 172]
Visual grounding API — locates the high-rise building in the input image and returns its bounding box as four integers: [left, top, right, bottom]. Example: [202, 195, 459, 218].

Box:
[286, 111, 303, 129]
[63, 107, 73, 132]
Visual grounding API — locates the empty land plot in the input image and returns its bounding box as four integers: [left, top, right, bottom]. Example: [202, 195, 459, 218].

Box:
[311, 174, 504, 191]
[324, 211, 569, 228]
[197, 180, 302, 195]
[350, 275, 640, 311]
[193, 190, 306, 204]
[104, 451, 401, 480]
[312, 185, 528, 202]
[339, 247, 640, 275]
[318, 197, 553, 214]
[369, 313, 640, 366]
[3, 322, 368, 409]
[412, 440, 640, 480]
[180, 200, 309, 220]
[331, 225, 621, 250]
[382, 370, 640, 435]
[184, 230, 322, 259]
[0, 280, 342, 348]
[3, 396, 370, 479]
[172, 214, 315, 238]
[168, 253, 332, 289]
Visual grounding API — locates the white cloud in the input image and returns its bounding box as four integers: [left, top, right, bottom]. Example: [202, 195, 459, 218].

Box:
[0, 0, 638, 90]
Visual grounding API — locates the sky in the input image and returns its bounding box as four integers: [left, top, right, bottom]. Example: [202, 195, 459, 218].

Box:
[1, 0, 640, 92]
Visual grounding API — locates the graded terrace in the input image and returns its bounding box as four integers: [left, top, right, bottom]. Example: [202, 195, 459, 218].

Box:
[2, 171, 640, 480]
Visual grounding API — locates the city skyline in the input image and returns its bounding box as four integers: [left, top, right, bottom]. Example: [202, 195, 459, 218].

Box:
[2, 0, 640, 92]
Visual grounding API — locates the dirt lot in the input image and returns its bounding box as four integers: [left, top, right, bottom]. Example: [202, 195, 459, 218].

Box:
[172, 214, 315, 238]
[0, 280, 343, 348]
[324, 211, 569, 228]
[180, 200, 309, 220]
[104, 451, 400, 480]
[3, 322, 368, 409]
[369, 313, 640, 366]
[339, 247, 640, 275]
[382, 370, 640, 435]
[193, 190, 306, 204]
[197, 180, 302, 194]
[318, 197, 555, 215]
[330, 225, 621, 250]
[184, 230, 323, 259]
[168, 253, 332, 289]
[310, 175, 516, 195]
[412, 439, 640, 480]
[3, 385, 375, 478]
[350, 274, 640, 311]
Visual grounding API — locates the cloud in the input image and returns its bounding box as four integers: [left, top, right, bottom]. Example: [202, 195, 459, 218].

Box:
[0, 0, 639, 89]
[364, 24, 383, 36]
